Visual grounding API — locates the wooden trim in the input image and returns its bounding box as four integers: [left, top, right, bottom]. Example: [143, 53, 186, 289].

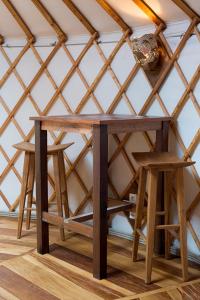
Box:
[62, 0, 99, 37]
[31, 0, 67, 42]
[132, 0, 166, 28]
[1, 0, 35, 42]
[96, 0, 132, 33]
[171, 0, 200, 21]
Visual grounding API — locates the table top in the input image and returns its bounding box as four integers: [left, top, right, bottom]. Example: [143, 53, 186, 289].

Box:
[30, 114, 172, 126]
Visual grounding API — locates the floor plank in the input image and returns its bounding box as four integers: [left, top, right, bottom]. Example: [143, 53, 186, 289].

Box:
[0, 217, 199, 299]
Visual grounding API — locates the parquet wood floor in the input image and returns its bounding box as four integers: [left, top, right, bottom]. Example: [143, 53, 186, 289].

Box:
[0, 217, 199, 299]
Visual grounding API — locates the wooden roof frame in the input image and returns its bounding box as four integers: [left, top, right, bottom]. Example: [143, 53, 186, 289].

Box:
[31, 0, 67, 42]
[1, 0, 35, 43]
[96, 0, 132, 34]
[132, 0, 166, 29]
[171, 0, 200, 21]
[62, 0, 99, 38]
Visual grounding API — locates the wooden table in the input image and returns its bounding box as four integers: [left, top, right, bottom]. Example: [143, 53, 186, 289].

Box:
[30, 114, 171, 279]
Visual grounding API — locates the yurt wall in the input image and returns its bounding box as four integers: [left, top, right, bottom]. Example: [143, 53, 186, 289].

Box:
[0, 0, 200, 259]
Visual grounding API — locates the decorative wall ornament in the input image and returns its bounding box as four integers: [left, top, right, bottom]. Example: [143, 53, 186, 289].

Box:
[131, 33, 169, 87]
[132, 34, 161, 70]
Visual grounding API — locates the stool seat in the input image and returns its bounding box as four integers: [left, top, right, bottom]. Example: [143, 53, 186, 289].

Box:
[13, 141, 74, 154]
[132, 152, 195, 169]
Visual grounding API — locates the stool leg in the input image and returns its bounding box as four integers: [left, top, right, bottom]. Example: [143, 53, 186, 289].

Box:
[26, 154, 35, 230]
[164, 171, 172, 259]
[53, 153, 65, 241]
[145, 169, 158, 284]
[133, 167, 147, 261]
[176, 168, 188, 281]
[17, 152, 31, 239]
[58, 151, 69, 218]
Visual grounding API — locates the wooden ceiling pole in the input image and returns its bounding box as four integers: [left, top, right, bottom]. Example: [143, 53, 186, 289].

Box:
[1, 0, 35, 42]
[96, 0, 132, 34]
[132, 0, 166, 29]
[31, 0, 67, 42]
[62, 0, 98, 37]
[171, 0, 200, 21]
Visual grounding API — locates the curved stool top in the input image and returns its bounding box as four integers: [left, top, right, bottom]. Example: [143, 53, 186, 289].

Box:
[132, 152, 195, 169]
[13, 141, 74, 154]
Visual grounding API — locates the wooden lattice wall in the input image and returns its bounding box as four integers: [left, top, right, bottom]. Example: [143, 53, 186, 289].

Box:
[0, 0, 200, 252]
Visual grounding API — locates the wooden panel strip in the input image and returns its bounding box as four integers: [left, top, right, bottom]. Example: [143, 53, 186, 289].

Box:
[1, 0, 35, 42]
[96, 0, 132, 33]
[0, 266, 59, 300]
[50, 245, 160, 293]
[132, 0, 166, 28]
[62, 0, 98, 37]
[31, 253, 125, 299]
[31, 0, 67, 41]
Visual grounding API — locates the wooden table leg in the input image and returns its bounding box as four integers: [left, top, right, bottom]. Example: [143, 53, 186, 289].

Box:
[93, 124, 108, 279]
[155, 120, 170, 255]
[35, 121, 49, 254]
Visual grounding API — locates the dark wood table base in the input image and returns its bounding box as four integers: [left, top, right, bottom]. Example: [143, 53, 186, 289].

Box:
[31, 114, 171, 279]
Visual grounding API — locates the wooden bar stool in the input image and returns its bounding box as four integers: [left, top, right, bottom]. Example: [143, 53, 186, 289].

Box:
[13, 141, 73, 240]
[132, 152, 195, 284]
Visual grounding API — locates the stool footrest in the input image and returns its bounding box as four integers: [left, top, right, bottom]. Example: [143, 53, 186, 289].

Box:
[156, 224, 180, 230]
[42, 212, 93, 238]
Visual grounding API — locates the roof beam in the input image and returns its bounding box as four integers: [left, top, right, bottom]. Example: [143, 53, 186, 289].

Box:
[171, 0, 200, 21]
[62, 0, 99, 37]
[1, 0, 35, 42]
[132, 0, 166, 29]
[96, 0, 132, 34]
[31, 0, 67, 42]
[0, 34, 4, 45]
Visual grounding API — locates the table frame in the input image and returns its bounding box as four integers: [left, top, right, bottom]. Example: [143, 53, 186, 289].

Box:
[33, 115, 171, 279]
